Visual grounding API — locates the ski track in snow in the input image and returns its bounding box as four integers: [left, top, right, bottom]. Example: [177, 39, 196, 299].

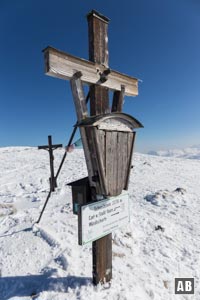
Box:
[0, 147, 200, 299]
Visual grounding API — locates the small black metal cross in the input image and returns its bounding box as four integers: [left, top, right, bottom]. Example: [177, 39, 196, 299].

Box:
[38, 135, 62, 191]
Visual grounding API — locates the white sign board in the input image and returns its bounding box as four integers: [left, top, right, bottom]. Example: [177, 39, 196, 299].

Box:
[78, 190, 129, 245]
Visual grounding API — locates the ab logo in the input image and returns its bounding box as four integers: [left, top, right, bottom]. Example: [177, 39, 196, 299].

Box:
[175, 278, 194, 294]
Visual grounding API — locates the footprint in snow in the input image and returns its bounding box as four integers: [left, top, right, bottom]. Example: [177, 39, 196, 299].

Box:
[0, 204, 17, 217]
[144, 194, 160, 206]
[173, 187, 186, 195]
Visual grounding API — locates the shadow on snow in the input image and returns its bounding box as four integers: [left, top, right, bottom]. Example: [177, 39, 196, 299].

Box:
[0, 268, 91, 300]
[0, 227, 33, 238]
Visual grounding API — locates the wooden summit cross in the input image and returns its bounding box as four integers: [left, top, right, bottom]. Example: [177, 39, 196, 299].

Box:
[43, 10, 142, 285]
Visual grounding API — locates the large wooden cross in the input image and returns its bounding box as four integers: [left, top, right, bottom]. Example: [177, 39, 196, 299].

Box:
[43, 10, 140, 285]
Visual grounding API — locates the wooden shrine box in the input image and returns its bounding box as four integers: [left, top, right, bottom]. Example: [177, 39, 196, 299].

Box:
[77, 112, 143, 196]
[68, 177, 92, 215]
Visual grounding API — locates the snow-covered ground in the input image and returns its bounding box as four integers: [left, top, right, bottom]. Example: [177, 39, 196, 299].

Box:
[0, 147, 200, 299]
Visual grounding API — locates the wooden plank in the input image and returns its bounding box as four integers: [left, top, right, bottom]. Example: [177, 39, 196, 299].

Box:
[109, 131, 117, 195]
[112, 86, 125, 113]
[85, 127, 104, 195]
[97, 130, 106, 173]
[70, 74, 88, 121]
[111, 81, 125, 194]
[121, 133, 129, 189]
[111, 131, 118, 196]
[92, 128, 108, 195]
[104, 131, 118, 196]
[105, 131, 111, 195]
[116, 132, 121, 193]
[87, 10, 112, 285]
[87, 128, 107, 196]
[43, 46, 138, 96]
[92, 235, 112, 284]
[125, 132, 136, 190]
[87, 10, 109, 67]
[116, 132, 125, 193]
[70, 76, 95, 187]
[90, 85, 109, 116]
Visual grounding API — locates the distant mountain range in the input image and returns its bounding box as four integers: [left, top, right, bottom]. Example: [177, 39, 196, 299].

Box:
[148, 145, 200, 159]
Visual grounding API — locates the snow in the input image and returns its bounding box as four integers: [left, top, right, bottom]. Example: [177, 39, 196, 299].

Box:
[0, 146, 200, 299]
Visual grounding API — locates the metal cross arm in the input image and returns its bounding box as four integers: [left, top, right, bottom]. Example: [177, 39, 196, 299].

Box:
[38, 144, 63, 150]
[43, 46, 138, 97]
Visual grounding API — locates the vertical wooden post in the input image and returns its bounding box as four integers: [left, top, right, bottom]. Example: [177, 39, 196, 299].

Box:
[87, 10, 112, 285]
[112, 85, 125, 113]
[87, 10, 110, 116]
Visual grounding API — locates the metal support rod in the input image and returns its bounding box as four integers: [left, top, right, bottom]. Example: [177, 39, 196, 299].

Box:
[35, 190, 51, 224]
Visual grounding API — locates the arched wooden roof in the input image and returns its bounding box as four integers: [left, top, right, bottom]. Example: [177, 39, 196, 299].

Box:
[77, 112, 143, 130]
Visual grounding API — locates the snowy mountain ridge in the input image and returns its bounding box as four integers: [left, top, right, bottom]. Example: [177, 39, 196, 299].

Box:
[148, 145, 200, 160]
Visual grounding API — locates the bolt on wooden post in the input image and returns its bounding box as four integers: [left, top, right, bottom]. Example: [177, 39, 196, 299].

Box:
[43, 9, 143, 286]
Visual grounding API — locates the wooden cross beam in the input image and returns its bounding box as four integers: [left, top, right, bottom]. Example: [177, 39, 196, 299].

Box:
[38, 135, 62, 192]
[43, 47, 138, 97]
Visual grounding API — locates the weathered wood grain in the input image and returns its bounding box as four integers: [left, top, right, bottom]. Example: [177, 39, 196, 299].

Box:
[85, 127, 107, 195]
[70, 76, 94, 187]
[43, 46, 138, 96]
[125, 132, 136, 190]
[104, 131, 119, 196]
[97, 130, 106, 170]
[87, 10, 109, 67]
[92, 235, 112, 284]
[87, 10, 112, 286]
[116, 132, 124, 193]
[89, 85, 109, 116]
[112, 86, 125, 112]
[43, 8, 141, 287]
[70, 74, 88, 121]
[92, 128, 108, 195]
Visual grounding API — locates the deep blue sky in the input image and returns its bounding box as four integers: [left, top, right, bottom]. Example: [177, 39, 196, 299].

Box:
[0, 0, 200, 152]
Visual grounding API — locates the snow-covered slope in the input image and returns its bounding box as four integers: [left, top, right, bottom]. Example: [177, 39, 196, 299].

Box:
[148, 145, 200, 160]
[0, 147, 200, 299]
